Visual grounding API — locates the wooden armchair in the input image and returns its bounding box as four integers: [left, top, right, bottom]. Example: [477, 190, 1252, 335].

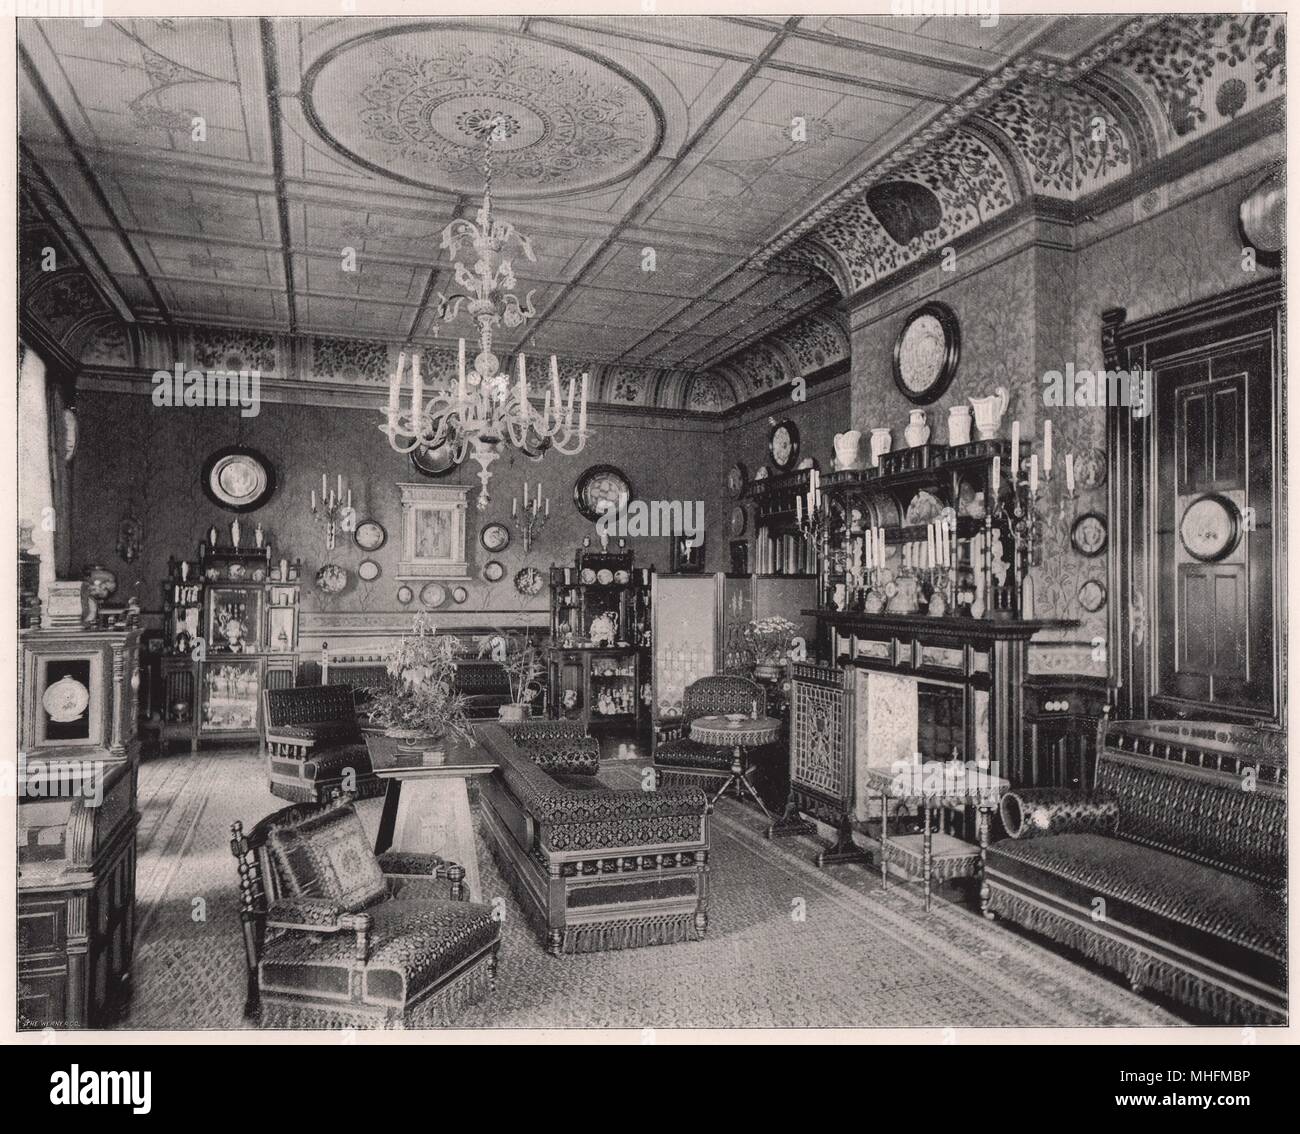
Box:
[230, 794, 500, 1029]
[263, 684, 382, 803]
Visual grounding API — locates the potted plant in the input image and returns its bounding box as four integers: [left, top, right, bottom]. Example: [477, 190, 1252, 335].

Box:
[480, 630, 543, 722]
[364, 612, 473, 751]
[743, 616, 800, 681]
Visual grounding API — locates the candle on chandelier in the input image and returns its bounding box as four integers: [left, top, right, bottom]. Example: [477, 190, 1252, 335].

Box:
[517, 352, 527, 406]
[411, 355, 423, 427]
[578, 374, 589, 434]
[566, 376, 576, 424]
[1043, 418, 1053, 475]
[1029, 453, 1040, 494]
[1010, 420, 1020, 476]
[1065, 452, 1076, 494]
[387, 371, 399, 439]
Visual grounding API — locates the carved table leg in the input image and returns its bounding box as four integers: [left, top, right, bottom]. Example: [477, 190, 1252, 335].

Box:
[978, 804, 994, 920]
[922, 803, 933, 913]
[879, 790, 889, 889]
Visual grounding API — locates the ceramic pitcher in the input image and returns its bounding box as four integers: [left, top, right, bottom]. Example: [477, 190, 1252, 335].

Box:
[969, 386, 1009, 441]
[947, 404, 972, 446]
[870, 427, 892, 467]
[833, 430, 862, 469]
[904, 410, 930, 448]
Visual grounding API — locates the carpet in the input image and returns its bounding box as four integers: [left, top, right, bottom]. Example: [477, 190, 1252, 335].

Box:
[123, 749, 1179, 1030]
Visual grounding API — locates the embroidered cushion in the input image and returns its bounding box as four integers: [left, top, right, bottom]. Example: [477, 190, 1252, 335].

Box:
[270, 803, 386, 913]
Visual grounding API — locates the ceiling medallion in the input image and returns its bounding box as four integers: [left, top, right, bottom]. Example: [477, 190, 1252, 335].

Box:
[305, 27, 663, 197]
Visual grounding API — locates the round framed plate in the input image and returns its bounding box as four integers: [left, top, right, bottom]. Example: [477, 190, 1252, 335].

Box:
[726, 462, 748, 498]
[574, 464, 632, 521]
[483, 559, 506, 583]
[315, 563, 348, 594]
[596, 568, 614, 585]
[452, 585, 469, 604]
[201, 446, 276, 512]
[42, 674, 90, 723]
[893, 301, 960, 405]
[411, 439, 460, 477]
[1070, 512, 1108, 558]
[1078, 579, 1107, 613]
[354, 520, 386, 552]
[358, 559, 381, 582]
[580, 567, 597, 584]
[1179, 493, 1241, 562]
[768, 420, 800, 472]
[396, 584, 414, 605]
[1073, 447, 1107, 490]
[480, 522, 510, 553]
[730, 505, 747, 537]
[419, 582, 448, 608]
[515, 566, 545, 596]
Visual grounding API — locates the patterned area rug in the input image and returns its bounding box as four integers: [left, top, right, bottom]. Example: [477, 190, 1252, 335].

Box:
[124, 750, 1179, 1030]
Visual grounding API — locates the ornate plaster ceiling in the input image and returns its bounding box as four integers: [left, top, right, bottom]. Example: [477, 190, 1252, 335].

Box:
[19, 13, 1279, 413]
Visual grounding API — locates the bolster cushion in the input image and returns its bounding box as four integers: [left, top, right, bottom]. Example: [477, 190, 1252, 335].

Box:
[1000, 788, 1119, 840]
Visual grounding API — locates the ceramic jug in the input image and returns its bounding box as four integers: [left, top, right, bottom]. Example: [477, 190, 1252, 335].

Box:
[947, 404, 972, 446]
[870, 427, 893, 467]
[833, 430, 862, 469]
[904, 410, 930, 448]
[969, 386, 1009, 441]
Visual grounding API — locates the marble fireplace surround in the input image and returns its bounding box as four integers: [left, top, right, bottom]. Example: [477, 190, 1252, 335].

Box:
[850, 667, 990, 823]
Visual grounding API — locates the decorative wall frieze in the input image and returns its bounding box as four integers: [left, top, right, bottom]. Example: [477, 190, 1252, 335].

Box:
[706, 307, 849, 402]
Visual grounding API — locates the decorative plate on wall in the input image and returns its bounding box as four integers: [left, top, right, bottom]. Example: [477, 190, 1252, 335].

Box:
[726, 462, 748, 498]
[396, 584, 414, 605]
[1073, 447, 1107, 490]
[483, 559, 506, 583]
[420, 582, 448, 609]
[893, 301, 960, 405]
[315, 563, 348, 593]
[1078, 579, 1107, 613]
[452, 585, 469, 604]
[358, 559, 381, 582]
[1179, 493, 1241, 562]
[729, 505, 747, 537]
[515, 566, 545, 596]
[574, 464, 632, 521]
[354, 520, 386, 551]
[1070, 512, 1108, 558]
[480, 522, 510, 553]
[201, 447, 276, 512]
[768, 420, 800, 471]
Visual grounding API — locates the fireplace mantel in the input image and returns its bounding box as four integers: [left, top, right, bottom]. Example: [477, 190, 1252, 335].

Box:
[806, 611, 1076, 643]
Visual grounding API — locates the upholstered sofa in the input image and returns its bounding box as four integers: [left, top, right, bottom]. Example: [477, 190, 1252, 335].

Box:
[478, 721, 711, 955]
[263, 685, 382, 803]
[983, 718, 1286, 1024]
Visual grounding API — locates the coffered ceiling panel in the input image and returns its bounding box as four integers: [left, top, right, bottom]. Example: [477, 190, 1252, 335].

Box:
[19, 12, 1137, 398]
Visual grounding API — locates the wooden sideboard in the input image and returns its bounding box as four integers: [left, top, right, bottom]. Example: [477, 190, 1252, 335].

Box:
[18, 628, 141, 1029]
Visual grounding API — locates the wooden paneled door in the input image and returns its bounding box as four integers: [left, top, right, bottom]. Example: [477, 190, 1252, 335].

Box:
[1104, 278, 1283, 728]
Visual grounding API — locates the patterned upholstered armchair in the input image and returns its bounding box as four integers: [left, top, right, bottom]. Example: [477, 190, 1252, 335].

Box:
[230, 794, 501, 1029]
[263, 684, 381, 803]
[653, 675, 767, 791]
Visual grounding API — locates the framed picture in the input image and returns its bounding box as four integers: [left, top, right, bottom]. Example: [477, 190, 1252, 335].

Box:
[397, 483, 469, 579]
[729, 539, 750, 575]
[726, 462, 748, 498]
[200, 658, 263, 734]
[201, 447, 276, 512]
[671, 533, 705, 573]
[205, 586, 264, 652]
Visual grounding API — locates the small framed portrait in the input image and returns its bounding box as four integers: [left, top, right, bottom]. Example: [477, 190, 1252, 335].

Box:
[397, 483, 469, 579]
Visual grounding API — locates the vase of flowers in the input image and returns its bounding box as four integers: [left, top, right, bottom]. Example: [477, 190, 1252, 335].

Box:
[743, 616, 799, 681]
[480, 630, 543, 722]
[364, 612, 472, 750]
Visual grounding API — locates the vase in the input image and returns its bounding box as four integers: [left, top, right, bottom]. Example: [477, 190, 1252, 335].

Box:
[833, 430, 862, 469]
[947, 405, 972, 446]
[870, 427, 892, 467]
[904, 410, 930, 448]
[498, 704, 527, 722]
[969, 387, 1009, 441]
[385, 726, 443, 752]
[754, 660, 782, 681]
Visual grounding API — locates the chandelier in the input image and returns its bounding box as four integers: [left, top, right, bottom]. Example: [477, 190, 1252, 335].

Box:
[382, 117, 589, 508]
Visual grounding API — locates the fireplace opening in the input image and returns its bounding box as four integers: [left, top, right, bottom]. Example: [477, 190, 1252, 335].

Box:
[917, 681, 964, 762]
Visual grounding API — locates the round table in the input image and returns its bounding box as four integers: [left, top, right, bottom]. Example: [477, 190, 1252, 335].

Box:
[689, 714, 782, 819]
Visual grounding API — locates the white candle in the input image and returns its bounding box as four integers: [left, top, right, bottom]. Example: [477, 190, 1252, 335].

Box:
[864, 530, 874, 570]
[517, 352, 527, 406]
[347, 489, 352, 509]
[992, 455, 1001, 489]
[322, 474, 327, 499]
[566, 377, 576, 424]
[927, 523, 935, 568]
[1043, 419, 1053, 475]
[545, 498, 549, 516]
[523, 481, 529, 509]
[513, 497, 518, 517]
[411, 355, 423, 428]
[387, 368, 399, 438]
[336, 474, 343, 499]
[311, 489, 316, 510]
[458, 338, 466, 382]
[1029, 453, 1040, 494]
[578, 374, 589, 434]
[1010, 420, 1020, 476]
[796, 495, 803, 523]
[1066, 452, 1076, 494]
[536, 483, 542, 510]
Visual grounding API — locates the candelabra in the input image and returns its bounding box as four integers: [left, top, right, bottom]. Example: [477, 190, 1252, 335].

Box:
[511, 482, 550, 553]
[310, 474, 352, 552]
[991, 458, 1043, 617]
